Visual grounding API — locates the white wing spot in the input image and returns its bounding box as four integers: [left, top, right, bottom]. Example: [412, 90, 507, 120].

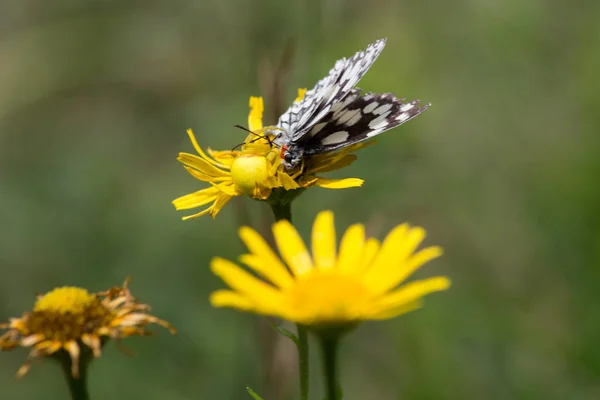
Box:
[369, 121, 389, 131]
[400, 103, 415, 112]
[345, 111, 362, 127]
[368, 111, 392, 129]
[337, 109, 361, 125]
[334, 110, 349, 122]
[309, 122, 328, 136]
[363, 102, 379, 113]
[373, 104, 393, 115]
[322, 131, 349, 145]
[331, 94, 358, 114]
[366, 129, 383, 138]
[395, 112, 410, 122]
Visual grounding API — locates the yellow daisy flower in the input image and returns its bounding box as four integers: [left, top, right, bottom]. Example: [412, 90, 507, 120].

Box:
[210, 210, 451, 329]
[0, 279, 176, 378]
[172, 92, 365, 220]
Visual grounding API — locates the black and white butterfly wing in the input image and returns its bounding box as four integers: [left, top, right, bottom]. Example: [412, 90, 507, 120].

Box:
[275, 38, 387, 144]
[297, 91, 430, 155]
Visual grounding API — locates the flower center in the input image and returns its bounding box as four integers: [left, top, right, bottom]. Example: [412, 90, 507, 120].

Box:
[230, 154, 270, 195]
[34, 287, 95, 314]
[287, 273, 374, 325]
[27, 287, 112, 341]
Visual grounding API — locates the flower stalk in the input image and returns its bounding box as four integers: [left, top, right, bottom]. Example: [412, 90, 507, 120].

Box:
[269, 201, 310, 400]
[58, 353, 90, 400]
[296, 326, 310, 400]
[320, 335, 340, 400]
[268, 196, 293, 222]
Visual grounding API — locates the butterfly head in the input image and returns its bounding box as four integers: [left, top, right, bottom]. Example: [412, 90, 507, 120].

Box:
[280, 144, 304, 170]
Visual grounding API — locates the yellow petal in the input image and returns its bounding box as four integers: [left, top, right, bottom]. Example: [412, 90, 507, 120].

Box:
[272, 219, 314, 277]
[295, 88, 307, 103]
[210, 290, 256, 311]
[239, 254, 289, 289]
[311, 211, 336, 271]
[27, 339, 57, 353]
[81, 334, 101, 358]
[369, 246, 443, 297]
[367, 226, 432, 294]
[307, 141, 370, 174]
[315, 177, 364, 189]
[368, 300, 423, 320]
[297, 177, 319, 188]
[372, 277, 451, 314]
[186, 129, 229, 169]
[183, 166, 230, 183]
[396, 246, 444, 286]
[336, 223, 365, 274]
[172, 187, 221, 210]
[20, 333, 45, 347]
[210, 258, 283, 310]
[208, 149, 239, 165]
[181, 207, 214, 220]
[248, 97, 264, 132]
[208, 193, 233, 218]
[46, 341, 63, 355]
[238, 226, 294, 288]
[309, 154, 358, 174]
[395, 226, 427, 262]
[16, 360, 32, 378]
[359, 238, 380, 274]
[364, 224, 410, 292]
[252, 184, 272, 200]
[211, 181, 239, 196]
[178, 153, 230, 178]
[64, 340, 81, 377]
[278, 172, 301, 190]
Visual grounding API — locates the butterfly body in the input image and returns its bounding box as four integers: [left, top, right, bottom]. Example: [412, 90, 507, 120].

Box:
[270, 38, 430, 170]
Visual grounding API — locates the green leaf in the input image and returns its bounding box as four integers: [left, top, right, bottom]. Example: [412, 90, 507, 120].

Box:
[246, 386, 264, 400]
[264, 318, 298, 344]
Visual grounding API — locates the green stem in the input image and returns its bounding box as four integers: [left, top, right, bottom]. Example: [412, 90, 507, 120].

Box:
[59, 355, 90, 400]
[320, 336, 340, 400]
[270, 201, 292, 221]
[269, 202, 309, 400]
[297, 325, 310, 400]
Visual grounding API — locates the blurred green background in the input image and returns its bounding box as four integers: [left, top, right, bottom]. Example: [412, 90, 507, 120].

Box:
[1, 0, 599, 399]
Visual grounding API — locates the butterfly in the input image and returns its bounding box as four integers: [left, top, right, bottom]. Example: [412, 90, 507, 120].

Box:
[267, 38, 430, 170]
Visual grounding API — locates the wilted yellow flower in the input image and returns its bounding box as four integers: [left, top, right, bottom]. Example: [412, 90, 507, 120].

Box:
[0, 279, 176, 378]
[173, 92, 365, 219]
[210, 210, 450, 329]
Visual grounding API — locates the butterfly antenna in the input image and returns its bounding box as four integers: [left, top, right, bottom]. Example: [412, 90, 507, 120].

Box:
[232, 125, 276, 149]
[231, 142, 244, 151]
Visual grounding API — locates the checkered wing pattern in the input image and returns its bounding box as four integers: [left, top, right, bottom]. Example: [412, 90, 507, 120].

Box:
[275, 38, 387, 143]
[297, 91, 430, 155]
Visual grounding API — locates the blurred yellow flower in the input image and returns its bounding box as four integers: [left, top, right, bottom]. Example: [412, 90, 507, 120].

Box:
[173, 92, 365, 219]
[210, 210, 451, 329]
[0, 279, 176, 378]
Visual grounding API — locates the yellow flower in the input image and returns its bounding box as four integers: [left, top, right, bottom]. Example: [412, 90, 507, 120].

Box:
[171, 129, 278, 219]
[173, 93, 365, 219]
[210, 210, 451, 329]
[0, 279, 176, 378]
